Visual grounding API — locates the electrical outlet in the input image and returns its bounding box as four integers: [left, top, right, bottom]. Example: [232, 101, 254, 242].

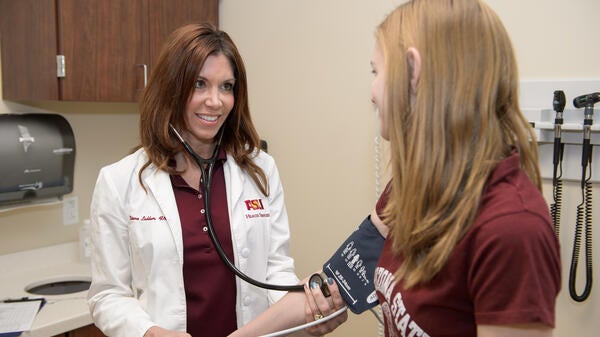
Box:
[63, 196, 79, 226]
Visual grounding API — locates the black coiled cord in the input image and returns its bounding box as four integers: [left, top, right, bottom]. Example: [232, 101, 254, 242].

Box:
[550, 177, 563, 236]
[568, 179, 593, 302]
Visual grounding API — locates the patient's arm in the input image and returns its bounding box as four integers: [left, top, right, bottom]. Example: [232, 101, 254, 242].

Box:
[228, 276, 347, 337]
[228, 290, 306, 337]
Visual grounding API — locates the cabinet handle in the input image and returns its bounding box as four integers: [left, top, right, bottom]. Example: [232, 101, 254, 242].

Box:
[137, 64, 148, 87]
[56, 55, 66, 78]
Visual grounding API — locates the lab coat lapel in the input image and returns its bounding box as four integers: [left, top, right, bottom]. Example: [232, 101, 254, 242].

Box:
[224, 154, 245, 244]
[144, 167, 184, 262]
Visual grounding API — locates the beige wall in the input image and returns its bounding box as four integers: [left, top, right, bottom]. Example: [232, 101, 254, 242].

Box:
[1, 0, 599, 336]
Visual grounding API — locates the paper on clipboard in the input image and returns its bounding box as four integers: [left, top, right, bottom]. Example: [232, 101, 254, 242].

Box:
[0, 300, 44, 334]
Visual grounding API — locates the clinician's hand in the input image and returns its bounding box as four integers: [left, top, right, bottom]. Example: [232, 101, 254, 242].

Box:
[143, 326, 192, 337]
[304, 276, 348, 336]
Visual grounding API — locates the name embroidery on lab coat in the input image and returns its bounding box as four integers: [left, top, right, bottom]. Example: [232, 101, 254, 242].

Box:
[130, 215, 167, 221]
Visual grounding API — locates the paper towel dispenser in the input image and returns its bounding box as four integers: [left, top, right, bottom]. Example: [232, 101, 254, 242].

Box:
[0, 113, 75, 205]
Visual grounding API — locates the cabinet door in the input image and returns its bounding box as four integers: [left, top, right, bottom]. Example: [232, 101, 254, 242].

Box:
[58, 0, 147, 102]
[0, 0, 218, 102]
[147, 0, 219, 72]
[0, 0, 59, 101]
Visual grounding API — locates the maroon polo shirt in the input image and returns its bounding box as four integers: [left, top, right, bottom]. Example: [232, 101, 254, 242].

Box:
[374, 152, 561, 337]
[170, 149, 237, 337]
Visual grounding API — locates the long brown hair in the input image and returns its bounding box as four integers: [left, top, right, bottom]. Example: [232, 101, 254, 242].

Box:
[138, 23, 269, 195]
[378, 0, 541, 288]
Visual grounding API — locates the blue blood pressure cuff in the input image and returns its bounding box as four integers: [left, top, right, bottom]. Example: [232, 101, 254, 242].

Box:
[322, 215, 385, 314]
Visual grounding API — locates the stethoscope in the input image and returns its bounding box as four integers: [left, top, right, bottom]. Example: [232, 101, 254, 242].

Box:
[169, 123, 350, 335]
[169, 124, 307, 292]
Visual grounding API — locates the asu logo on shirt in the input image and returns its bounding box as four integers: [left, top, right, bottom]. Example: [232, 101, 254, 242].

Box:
[244, 199, 270, 219]
[244, 199, 264, 211]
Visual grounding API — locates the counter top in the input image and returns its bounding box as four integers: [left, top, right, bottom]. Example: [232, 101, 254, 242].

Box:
[0, 242, 92, 337]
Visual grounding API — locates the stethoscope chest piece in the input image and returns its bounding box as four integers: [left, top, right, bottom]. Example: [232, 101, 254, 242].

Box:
[309, 272, 331, 297]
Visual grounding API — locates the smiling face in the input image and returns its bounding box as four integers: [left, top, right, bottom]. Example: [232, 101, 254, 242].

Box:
[183, 53, 236, 156]
[371, 41, 388, 140]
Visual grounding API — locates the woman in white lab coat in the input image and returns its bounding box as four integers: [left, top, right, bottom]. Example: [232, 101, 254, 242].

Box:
[87, 23, 299, 337]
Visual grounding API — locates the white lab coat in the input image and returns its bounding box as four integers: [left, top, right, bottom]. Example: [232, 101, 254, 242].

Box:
[87, 148, 299, 337]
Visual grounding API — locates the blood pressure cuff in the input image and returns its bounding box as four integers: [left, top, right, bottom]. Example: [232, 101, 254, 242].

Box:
[322, 215, 385, 314]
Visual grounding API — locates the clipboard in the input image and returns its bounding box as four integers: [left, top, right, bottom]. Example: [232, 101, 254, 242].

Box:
[0, 297, 46, 337]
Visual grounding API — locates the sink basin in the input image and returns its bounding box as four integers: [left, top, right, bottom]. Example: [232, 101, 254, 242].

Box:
[25, 275, 92, 295]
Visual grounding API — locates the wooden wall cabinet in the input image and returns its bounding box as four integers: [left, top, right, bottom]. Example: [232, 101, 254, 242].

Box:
[0, 0, 218, 102]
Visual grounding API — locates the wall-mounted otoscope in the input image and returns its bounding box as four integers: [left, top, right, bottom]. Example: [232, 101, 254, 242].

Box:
[573, 92, 599, 187]
[550, 90, 566, 236]
[568, 92, 597, 302]
[573, 92, 600, 108]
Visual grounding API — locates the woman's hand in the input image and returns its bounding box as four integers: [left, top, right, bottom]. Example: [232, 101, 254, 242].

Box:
[143, 326, 192, 337]
[370, 208, 389, 238]
[303, 275, 348, 336]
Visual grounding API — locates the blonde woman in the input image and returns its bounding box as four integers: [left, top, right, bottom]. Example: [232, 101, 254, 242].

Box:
[368, 0, 562, 336]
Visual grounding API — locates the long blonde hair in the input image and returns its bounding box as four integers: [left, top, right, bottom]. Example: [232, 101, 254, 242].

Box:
[378, 0, 541, 288]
